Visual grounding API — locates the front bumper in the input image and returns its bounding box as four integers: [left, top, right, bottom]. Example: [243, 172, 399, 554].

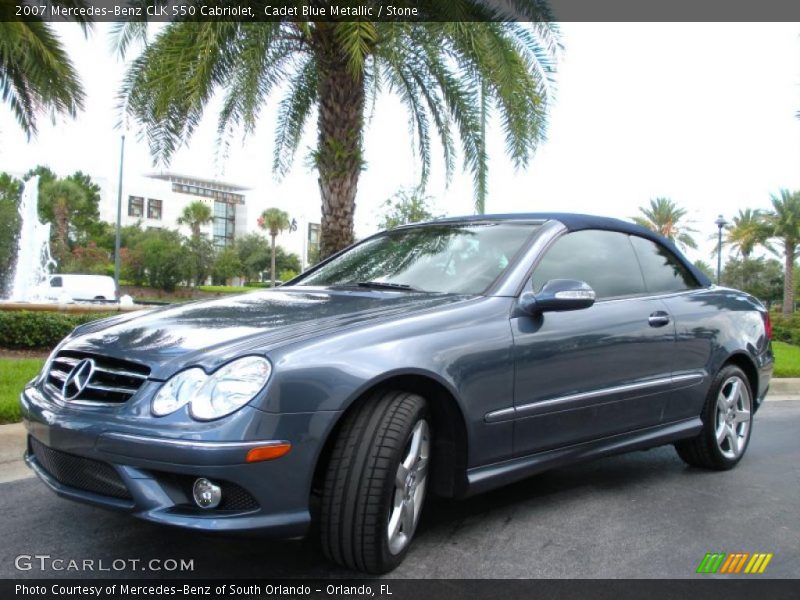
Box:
[21, 385, 340, 538]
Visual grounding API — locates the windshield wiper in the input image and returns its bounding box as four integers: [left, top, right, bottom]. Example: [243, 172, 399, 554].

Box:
[355, 281, 422, 292]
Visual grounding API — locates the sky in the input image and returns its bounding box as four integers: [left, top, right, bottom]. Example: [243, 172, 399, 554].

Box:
[1, 22, 799, 266]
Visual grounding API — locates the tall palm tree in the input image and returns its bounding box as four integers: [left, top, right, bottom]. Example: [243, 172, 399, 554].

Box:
[258, 208, 291, 286]
[722, 208, 771, 259]
[39, 179, 87, 265]
[0, 2, 86, 137]
[177, 201, 213, 239]
[633, 198, 698, 251]
[765, 190, 800, 316]
[116, 6, 560, 258]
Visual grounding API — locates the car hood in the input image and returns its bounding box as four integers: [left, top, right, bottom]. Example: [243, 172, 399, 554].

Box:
[61, 287, 470, 379]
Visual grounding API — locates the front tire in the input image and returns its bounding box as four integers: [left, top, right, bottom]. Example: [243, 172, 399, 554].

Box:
[320, 390, 430, 573]
[675, 365, 753, 470]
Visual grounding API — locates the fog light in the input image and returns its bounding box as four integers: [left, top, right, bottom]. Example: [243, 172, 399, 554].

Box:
[192, 478, 222, 509]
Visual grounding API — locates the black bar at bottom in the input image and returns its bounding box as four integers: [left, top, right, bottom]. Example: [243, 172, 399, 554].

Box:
[2, 579, 800, 600]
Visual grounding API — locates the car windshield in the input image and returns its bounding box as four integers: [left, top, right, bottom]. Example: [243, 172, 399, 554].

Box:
[294, 222, 539, 294]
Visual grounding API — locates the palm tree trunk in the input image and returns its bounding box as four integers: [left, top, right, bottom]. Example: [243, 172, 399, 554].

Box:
[314, 33, 365, 259]
[784, 243, 795, 316]
[270, 234, 277, 287]
[54, 199, 70, 265]
[741, 251, 750, 290]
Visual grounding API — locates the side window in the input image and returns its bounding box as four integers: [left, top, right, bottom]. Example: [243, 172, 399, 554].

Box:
[50, 276, 62, 288]
[530, 230, 645, 299]
[629, 236, 699, 294]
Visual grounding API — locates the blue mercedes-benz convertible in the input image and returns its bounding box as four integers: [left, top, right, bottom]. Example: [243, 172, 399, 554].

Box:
[21, 213, 773, 573]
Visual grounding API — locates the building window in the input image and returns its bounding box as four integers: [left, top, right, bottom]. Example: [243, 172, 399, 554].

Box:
[147, 198, 163, 220]
[213, 201, 236, 247]
[128, 196, 144, 218]
[307, 223, 320, 265]
[308, 223, 320, 246]
[172, 182, 244, 205]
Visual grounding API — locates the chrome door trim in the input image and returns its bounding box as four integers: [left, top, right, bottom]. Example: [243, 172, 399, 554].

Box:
[485, 372, 705, 424]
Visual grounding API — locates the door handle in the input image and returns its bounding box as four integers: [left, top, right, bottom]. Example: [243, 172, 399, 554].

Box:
[648, 311, 671, 328]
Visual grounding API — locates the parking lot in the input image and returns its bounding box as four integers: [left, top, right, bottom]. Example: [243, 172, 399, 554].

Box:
[1, 400, 798, 579]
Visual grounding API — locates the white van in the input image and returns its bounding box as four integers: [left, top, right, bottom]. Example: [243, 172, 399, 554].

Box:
[39, 274, 118, 302]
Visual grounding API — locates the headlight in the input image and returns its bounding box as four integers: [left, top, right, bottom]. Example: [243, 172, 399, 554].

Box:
[151, 357, 272, 420]
[190, 356, 272, 421]
[152, 368, 206, 416]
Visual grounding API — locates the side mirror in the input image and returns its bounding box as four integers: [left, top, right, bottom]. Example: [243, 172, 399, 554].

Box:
[519, 279, 596, 315]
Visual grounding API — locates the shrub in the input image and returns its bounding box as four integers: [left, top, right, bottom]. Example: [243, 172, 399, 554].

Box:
[211, 247, 242, 284]
[770, 313, 800, 345]
[0, 311, 116, 349]
[196, 285, 252, 294]
[279, 269, 298, 282]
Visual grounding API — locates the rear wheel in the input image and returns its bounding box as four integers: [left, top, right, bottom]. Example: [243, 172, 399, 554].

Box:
[320, 390, 430, 573]
[675, 365, 753, 470]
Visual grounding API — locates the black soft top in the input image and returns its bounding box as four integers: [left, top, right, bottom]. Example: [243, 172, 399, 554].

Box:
[429, 212, 712, 288]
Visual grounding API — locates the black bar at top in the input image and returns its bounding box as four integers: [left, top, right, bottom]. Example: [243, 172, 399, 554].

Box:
[6, 0, 800, 23]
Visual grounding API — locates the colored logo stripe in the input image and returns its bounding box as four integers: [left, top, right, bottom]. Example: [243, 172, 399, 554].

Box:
[719, 553, 749, 573]
[697, 553, 726, 573]
[697, 553, 773, 574]
[744, 553, 773, 574]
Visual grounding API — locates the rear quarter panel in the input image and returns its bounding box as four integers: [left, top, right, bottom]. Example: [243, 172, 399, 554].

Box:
[661, 287, 773, 420]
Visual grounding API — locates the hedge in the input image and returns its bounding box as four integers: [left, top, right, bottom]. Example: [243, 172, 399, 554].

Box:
[0, 311, 116, 350]
[196, 285, 254, 294]
[770, 313, 800, 346]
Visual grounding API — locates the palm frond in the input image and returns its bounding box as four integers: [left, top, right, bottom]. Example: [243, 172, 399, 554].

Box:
[0, 17, 84, 138]
[273, 56, 318, 177]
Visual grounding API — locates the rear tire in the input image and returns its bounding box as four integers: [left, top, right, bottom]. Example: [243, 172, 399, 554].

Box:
[674, 365, 753, 470]
[320, 390, 430, 573]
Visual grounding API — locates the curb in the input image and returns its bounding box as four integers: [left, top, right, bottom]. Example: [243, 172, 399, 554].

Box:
[766, 378, 800, 395]
[0, 422, 30, 484]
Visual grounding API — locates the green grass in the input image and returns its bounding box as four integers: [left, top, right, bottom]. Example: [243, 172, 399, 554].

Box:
[772, 341, 800, 378]
[0, 358, 44, 424]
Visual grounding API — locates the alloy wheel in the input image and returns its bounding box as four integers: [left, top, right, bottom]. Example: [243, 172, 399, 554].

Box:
[387, 419, 430, 555]
[714, 375, 751, 460]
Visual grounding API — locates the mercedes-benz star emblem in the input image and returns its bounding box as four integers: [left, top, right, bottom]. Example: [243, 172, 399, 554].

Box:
[62, 359, 95, 400]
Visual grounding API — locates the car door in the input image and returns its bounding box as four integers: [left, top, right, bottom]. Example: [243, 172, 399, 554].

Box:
[509, 230, 677, 455]
[627, 234, 709, 422]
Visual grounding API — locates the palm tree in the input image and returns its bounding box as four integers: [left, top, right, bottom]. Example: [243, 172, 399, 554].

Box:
[116, 8, 561, 258]
[258, 208, 291, 286]
[177, 201, 213, 239]
[39, 179, 87, 265]
[722, 209, 771, 259]
[765, 190, 800, 316]
[0, 3, 85, 137]
[633, 198, 698, 251]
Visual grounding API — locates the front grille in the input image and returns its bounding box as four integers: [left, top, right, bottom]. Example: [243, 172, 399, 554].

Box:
[45, 351, 150, 404]
[29, 436, 132, 500]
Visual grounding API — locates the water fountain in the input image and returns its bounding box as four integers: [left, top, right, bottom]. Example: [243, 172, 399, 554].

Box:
[1, 177, 138, 314]
[7, 176, 56, 302]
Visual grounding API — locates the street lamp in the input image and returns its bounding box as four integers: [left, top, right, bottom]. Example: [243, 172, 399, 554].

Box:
[113, 133, 126, 295]
[715, 214, 728, 285]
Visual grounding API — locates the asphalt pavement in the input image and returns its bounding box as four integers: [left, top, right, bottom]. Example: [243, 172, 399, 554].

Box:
[1, 400, 798, 579]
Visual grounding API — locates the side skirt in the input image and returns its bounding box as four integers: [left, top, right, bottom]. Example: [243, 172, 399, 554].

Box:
[464, 417, 702, 496]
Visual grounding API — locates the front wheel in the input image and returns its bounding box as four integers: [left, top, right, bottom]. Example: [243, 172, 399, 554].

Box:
[675, 365, 753, 470]
[320, 390, 430, 573]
